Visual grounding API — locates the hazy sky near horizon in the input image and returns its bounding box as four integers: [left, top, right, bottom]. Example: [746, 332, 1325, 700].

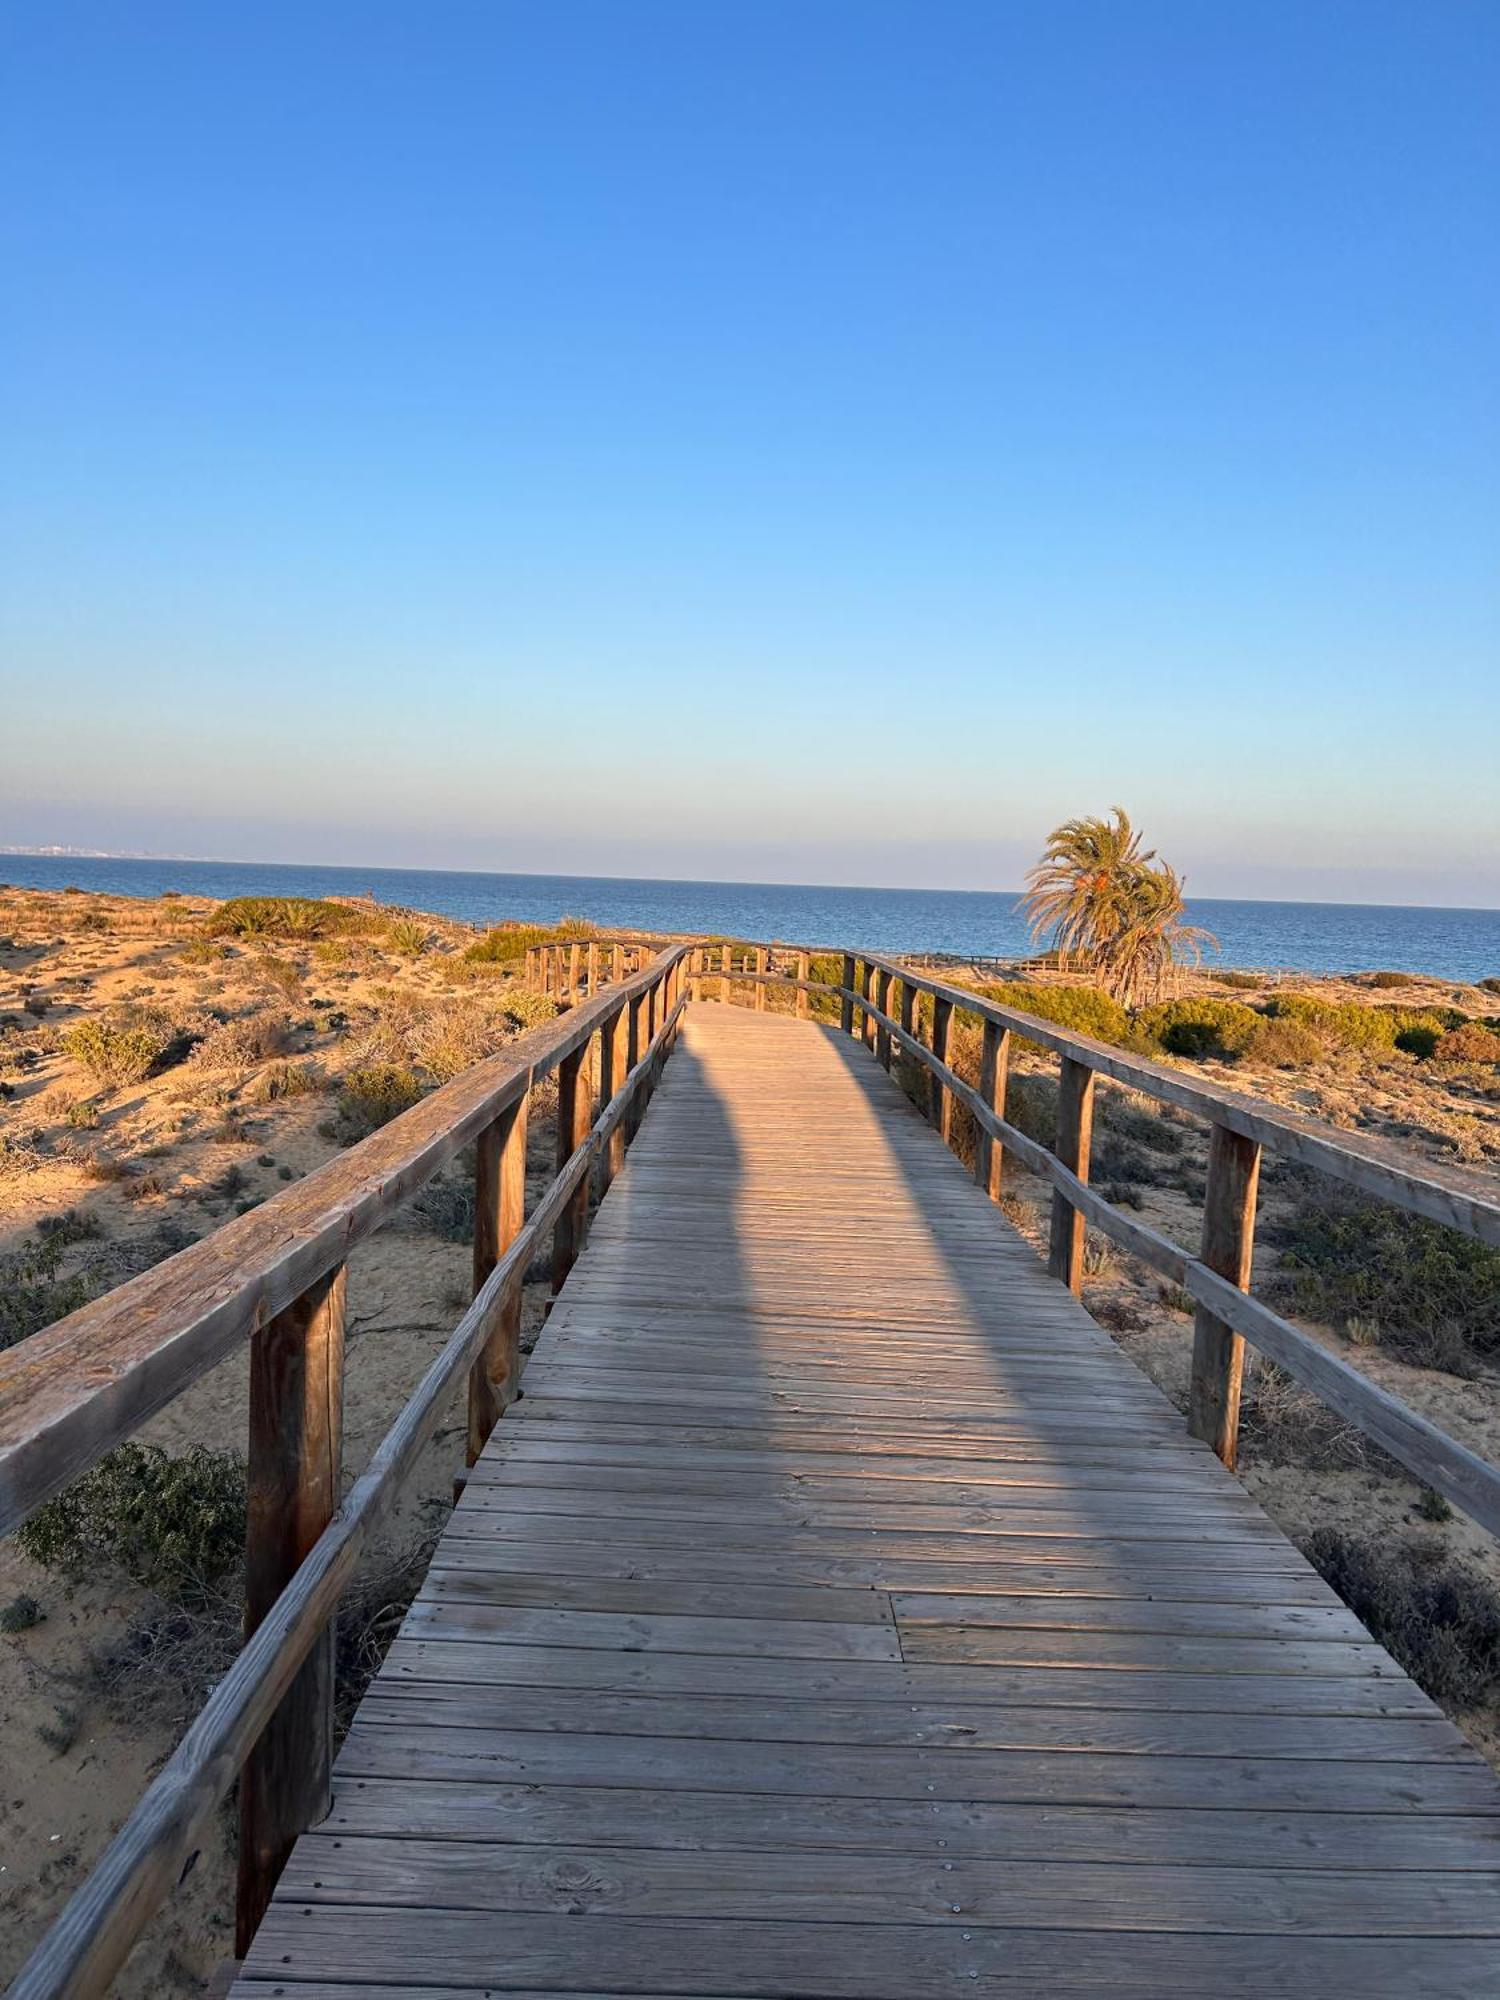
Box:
[3, 2, 1497, 907]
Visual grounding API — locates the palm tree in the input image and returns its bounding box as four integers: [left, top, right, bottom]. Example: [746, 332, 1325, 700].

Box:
[1021, 808, 1151, 972]
[1021, 808, 1216, 1003]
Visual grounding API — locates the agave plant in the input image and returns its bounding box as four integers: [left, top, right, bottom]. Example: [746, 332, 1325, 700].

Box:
[1021, 808, 1216, 1004]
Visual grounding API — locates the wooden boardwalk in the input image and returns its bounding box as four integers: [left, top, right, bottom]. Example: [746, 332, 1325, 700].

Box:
[232, 1006, 1500, 1997]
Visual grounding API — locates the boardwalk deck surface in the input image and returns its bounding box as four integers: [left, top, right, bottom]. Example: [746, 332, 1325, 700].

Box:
[233, 1007, 1500, 1996]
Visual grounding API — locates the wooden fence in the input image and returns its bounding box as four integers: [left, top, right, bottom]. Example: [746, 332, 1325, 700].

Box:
[655, 937, 1500, 1533]
[0, 943, 692, 2000]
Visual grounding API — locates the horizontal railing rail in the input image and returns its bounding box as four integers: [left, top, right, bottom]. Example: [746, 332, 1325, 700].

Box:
[685, 940, 1500, 1540]
[2, 943, 692, 2000]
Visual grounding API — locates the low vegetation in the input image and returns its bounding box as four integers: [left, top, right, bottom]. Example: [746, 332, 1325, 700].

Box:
[1302, 1529, 1500, 1709]
[208, 896, 381, 941]
[463, 917, 595, 968]
[1274, 1189, 1500, 1375]
[0, 1233, 92, 1350]
[19, 1443, 246, 1605]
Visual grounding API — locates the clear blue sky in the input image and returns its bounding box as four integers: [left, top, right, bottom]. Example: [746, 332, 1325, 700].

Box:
[2, 1, 1496, 904]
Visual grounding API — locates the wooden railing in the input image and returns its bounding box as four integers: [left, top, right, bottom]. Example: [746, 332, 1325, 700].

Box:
[676, 939, 1500, 1538]
[0, 943, 692, 2000]
[527, 935, 665, 998]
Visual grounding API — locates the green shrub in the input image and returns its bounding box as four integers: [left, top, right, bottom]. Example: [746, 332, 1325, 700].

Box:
[1246, 1015, 1325, 1068]
[335, 1062, 423, 1139]
[1, 1594, 42, 1633]
[178, 937, 227, 966]
[1366, 971, 1416, 989]
[1479, 977, 1500, 997]
[1135, 996, 1259, 1060]
[464, 918, 596, 968]
[501, 988, 561, 1032]
[0, 1235, 92, 1350]
[1301, 1529, 1500, 1709]
[63, 1007, 182, 1085]
[209, 897, 376, 941]
[386, 917, 429, 956]
[1210, 970, 1264, 991]
[1433, 1022, 1500, 1067]
[1277, 1192, 1500, 1374]
[974, 981, 1131, 1048]
[18, 1443, 245, 1604]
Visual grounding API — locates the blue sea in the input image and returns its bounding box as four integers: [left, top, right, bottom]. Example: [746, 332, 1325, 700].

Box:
[2, 854, 1497, 985]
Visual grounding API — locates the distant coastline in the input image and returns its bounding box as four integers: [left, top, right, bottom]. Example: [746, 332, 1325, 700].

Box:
[3, 853, 1497, 984]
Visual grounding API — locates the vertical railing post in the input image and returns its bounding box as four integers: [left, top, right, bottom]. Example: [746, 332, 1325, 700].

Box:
[859, 961, 876, 1051]
[975, 1021, 1011, 1201]
[467, 1092, 530, 1460]
[525, 945, 536, 985]
[929, 994, 953, 1139]
[552, 1036, 593, 1291]
[722, 942, 735, 1004]
[1047, 1055, 1096, 1293]
[594, 1006, 621, 1199]
[1189, 1123, 1263, 1468]
[625, 990, 646, 1138]
[587, 940, 599, 994]
[567, 941, 582, 999]
[873, 967, 892, 1068]
[755, 945, 767, 1011]
[612, 942, 624, 983]
[839, 953, 855, 1035]
[236, 1264, 346, 1953]
[691, 947, 704, 1002]
[899, 977, 915, 1057]
[607, 1001, 631, 1180]
[796, 950, 810, 1020]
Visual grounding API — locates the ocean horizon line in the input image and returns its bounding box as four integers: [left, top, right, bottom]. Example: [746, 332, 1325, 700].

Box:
[1, 849, 1494, 921]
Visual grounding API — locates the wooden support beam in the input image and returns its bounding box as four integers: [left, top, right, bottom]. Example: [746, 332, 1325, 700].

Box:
[552, 1040, 593, 1290]
[612, 943, 624, 983]
[975, 1020, 1011, 1202]
[839, 954, 855, 1035]
[1189, 1123, 1263, 1469]
[899, 976, 915, 1051]
[1047, 1055, 1096, 1294]
[796, 951, 809, 1020]
[606, 1002, 631, 1180]
[236, 1264, 346, 1954]
[690, 947, 704, 1003]
[873, 968, 892, 1068]
[755, 946, 767, 1010]
[586, 940, 599, 993]
[860, 961, 877, 1051]
[566, 941, 582, 1000]
[625, 991, 646, 1139]
[466, 1095, 529, 1462]
[929, 995, 953, 1139]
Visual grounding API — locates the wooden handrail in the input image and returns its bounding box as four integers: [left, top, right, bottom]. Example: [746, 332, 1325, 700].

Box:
[696, 947, 1500, 1542]
[4, 945, 690, 2000]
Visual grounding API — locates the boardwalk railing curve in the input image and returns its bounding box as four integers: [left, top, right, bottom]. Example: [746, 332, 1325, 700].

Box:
[0, 944, 691, 2000]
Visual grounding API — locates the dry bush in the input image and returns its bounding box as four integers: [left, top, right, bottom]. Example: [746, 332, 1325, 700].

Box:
[1238, 1361, 1370, 1470]
[189, 1011, 293, 1074]
[246, 1059, 323, 1103]
[1302, 1529, 1500, 1709]
[1434, 1022, 1500, 1067]
[407, 998, 516, 1082]
[62, 1005, 186, 1086]
[332, 1062, 424, 1141]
